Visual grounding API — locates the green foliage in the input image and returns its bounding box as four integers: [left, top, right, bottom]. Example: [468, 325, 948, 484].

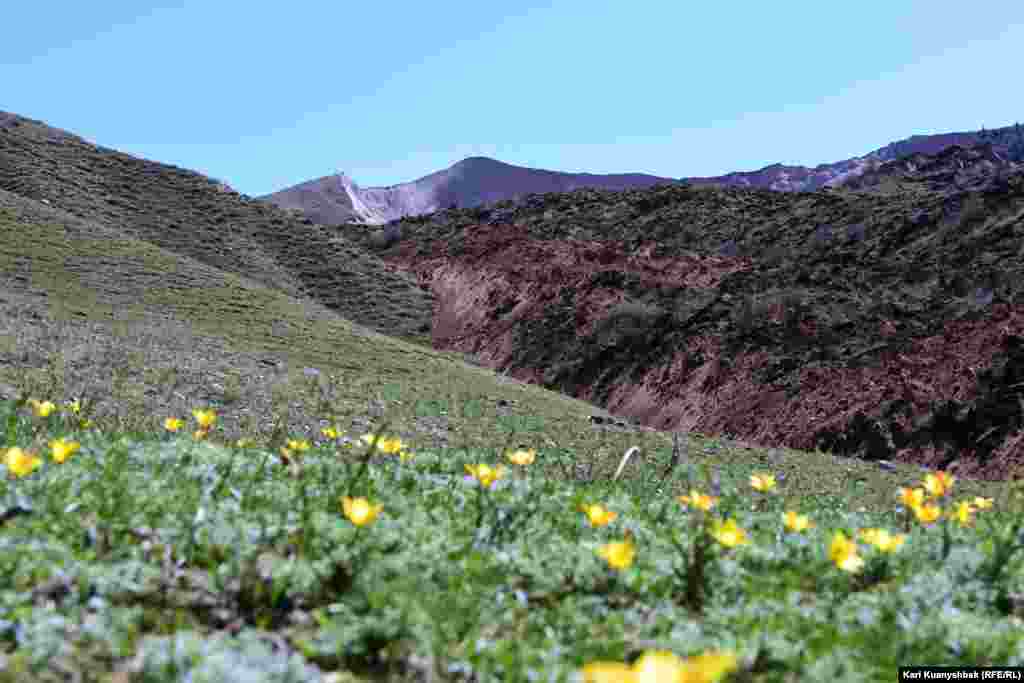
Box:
[0, 395, 1019, 681]
[1, 128, 1021, 680]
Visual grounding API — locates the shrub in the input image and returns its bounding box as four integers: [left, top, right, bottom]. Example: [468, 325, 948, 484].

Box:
[596, 299, 665, 343]
[846, 222, 867, 242]
[958, 195, 987, 229]
[812, 224, 833, 249]
[367, 223, 403, 250]
[762, 245, 790, 268]
[780, 290, 804, 332]
[736, 294, 758, 334]
[383, 223, 403, 243]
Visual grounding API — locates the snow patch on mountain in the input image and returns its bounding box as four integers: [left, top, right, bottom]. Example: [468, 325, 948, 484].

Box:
[335, 173, 385, 224]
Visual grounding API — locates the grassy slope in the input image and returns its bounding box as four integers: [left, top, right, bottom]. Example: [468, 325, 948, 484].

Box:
[0, 109, 1011, 513]
[0, 112, 435, 346]
[1, 114, 1022, 681]
[0, 191, 1009, 516]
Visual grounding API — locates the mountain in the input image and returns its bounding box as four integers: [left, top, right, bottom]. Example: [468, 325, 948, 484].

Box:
[2, 108, 1023, 483]
[261, 123, 1024, 226]
[0, 108, 669, 470]
[836, 141, 1023, 194]
[684, 123, 1024, 191]
[258, 156, 681, 225]
[336, 143, 1024, 482]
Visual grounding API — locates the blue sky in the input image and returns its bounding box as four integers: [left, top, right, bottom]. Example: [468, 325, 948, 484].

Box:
[4, 1, 1023, 197]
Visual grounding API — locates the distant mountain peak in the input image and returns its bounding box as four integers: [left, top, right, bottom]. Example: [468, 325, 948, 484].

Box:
[448, 156, 509, 172]
[261, 121, 1024, 224]
[334, 170, 356, 185]
[454, 155, 499, 164]
[261, 157, 678, 225]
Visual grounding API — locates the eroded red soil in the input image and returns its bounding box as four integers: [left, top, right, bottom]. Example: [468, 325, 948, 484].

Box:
[376, 167, 1024, 481]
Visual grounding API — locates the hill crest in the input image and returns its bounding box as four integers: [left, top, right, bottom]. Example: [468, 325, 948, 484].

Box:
[259, 155, 681, 225]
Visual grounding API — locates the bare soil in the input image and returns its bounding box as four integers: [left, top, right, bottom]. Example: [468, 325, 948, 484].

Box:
[341, 153, 1024, 481]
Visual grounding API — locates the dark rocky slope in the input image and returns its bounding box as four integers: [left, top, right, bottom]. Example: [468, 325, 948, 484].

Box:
[339, 145, 1024, 481]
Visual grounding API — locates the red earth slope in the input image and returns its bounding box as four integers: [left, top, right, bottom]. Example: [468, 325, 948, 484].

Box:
[355, 159, 1024, 482]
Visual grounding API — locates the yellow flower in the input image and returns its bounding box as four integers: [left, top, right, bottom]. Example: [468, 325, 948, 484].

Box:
[858, 528, 906, 553]
[749, 472, 776, 492]
[835, 550, 865, 574]
[4, 447, 42, 478]
[950, 500, 975, 527]
[581, 504, 618, 527]
[580, 662, 635, 683]
[192, 408, 217, 429]
[680, 652, 740, 683]
[783, 510, 814, 532]
[360, 433, 406, 455]
[972, 496, 994, 510]
[278, 438, 312, 464]
[911, 502, 942, 525]
[465, 463, 506, 489]
[597, 539, 636, 570]
[829, 531, 864, 573]
[896, 486, 925, 508]
[27, 398, 56, 417]
[286, 439, 311, 453]
[633, 651, 687, 681]
[678, 489, 717, 511]
[164, 417, 184, 432]
[581, 650, 738, 683]
[858, 528, 881, 544]
[379, 437, 405, 454]
[507, 447, 536, 466]
[712, 519, 750, 548]
[341, 496, 383, 526]
[923, 471, 955, 498]
[192, 429, 209, 441]
[49, 438, 80, 464]
[320, 426, 339, 439]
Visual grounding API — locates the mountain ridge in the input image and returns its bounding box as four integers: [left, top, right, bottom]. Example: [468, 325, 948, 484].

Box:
[259, 154, 679, 225]
[261, 122, 1024, 225]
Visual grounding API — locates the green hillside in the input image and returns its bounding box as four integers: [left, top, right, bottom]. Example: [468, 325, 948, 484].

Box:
[1, 111, 1020, 681]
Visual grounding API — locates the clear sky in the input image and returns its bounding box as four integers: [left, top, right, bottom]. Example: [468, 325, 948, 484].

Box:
[4, 1, 1023, 197]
